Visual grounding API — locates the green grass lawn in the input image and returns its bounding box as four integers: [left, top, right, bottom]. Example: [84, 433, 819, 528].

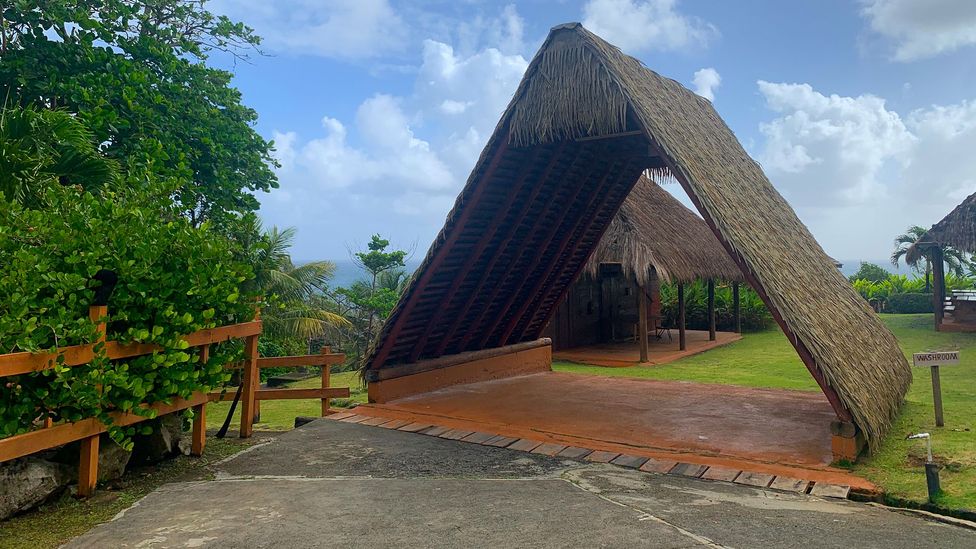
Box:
[206, 369, 368, 432]
[556, 314, 976, 511]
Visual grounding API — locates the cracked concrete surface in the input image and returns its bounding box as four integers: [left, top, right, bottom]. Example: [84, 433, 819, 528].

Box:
[67, 420, 976, 548]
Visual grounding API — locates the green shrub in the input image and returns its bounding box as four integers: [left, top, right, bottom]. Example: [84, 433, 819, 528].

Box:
[658, 281, 772, 332]
[0, 186, 256, 447]
[886, 293, 934, 314]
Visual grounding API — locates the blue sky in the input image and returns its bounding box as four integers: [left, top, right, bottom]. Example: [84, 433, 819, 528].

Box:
[208, 0, 976, 263]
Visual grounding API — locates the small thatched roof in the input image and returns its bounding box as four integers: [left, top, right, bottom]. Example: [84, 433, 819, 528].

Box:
[585, 174, 744, 285]
[907, 191, 976, 263]
[364, 23, 910, 451]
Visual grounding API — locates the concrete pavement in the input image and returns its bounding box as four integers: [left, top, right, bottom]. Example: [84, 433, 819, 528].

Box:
[68, 419, 976, 548]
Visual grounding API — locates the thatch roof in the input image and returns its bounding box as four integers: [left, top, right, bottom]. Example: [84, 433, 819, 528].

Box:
[364, 23, 910, 451]
[585, 174, 745, 285]
[907, 191, 976, 263]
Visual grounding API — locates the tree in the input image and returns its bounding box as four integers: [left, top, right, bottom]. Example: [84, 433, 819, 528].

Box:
[849, 262, 890, 284]
[237, 216, 349, 341]
[0, 105, 118, 205]
[0, 0, 277, 226]
[335, 235, 409, 355]
[891, 225, 966, 291]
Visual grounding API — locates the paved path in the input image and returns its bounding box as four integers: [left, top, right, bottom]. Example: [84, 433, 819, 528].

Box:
[69, 420, 975, 548]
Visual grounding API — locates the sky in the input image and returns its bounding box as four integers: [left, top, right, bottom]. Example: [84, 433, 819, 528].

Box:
[206, 0, 976, 263]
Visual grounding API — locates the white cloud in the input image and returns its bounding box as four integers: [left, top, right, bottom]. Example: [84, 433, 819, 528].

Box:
[261, 6, 531, 259]
[861, 0, 976, 61]
[692, 68, 721, 101]
[582, 0, 717, 54]
[210, 0, 406, 59]
[756, 80, 976, 258]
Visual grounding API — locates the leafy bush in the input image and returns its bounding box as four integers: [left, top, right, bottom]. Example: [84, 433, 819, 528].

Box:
[658, 281, 772, 332]
[849, 262, 891, 283]
[886, 293, 934, 314]
[0, 186, 255, 446]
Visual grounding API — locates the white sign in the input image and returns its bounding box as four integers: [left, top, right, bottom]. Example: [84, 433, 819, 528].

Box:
[913, 351, 959, 367]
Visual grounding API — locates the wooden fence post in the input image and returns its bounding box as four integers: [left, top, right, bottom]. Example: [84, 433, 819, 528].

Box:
[239, 334, 259, 438]
[78, 434, 99, 498]
[678, 283, 687, 351]
[638, 286, 649, 363]
[321, 345, 332, 416]
[191, 344, 209, 456]
[707, 279, 716, 341]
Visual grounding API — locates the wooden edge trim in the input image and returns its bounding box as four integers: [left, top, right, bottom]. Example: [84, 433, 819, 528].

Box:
[0, 392, 209, 463]
[365, 339, 552, 383]
[0, 321, 263, 377]
[207, 387, 350, 401]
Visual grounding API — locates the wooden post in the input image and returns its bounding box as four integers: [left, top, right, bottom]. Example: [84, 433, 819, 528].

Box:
[733, 282, 741, 334]
[78, 434, 99, 498]
[321, 345, 332, 416]
[190, 344, 209, 456]
[931, 365, 945, 427]
[707, 279, 716, 341]
[638, 285, 649, 363]
[678, 283, 686, 351]
[89, 305, 108, 343]
[932, 246, 945, 330]
[239, 334, 259, 438]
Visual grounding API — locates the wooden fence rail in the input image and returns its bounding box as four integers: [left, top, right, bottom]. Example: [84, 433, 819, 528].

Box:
[0, 305, 348, 497]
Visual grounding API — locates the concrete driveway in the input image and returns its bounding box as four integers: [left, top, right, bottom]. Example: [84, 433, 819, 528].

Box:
[68, 420, 975, 548]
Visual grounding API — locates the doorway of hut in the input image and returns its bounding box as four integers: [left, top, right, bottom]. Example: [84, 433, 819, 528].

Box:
[543, 264, 741, 368]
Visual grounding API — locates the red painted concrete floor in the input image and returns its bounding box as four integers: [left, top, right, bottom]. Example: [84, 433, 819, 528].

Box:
[365, 372, 837, 468]
[553, 330, 741, 367]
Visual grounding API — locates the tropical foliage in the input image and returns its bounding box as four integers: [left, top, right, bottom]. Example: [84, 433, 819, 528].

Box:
[0, 0, 277, 227]
[891, 225, 966, 291]
[0, 184, 256, 446]
[659, 281, 773, 332]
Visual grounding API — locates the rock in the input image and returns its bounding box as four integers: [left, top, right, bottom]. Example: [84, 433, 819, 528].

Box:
[0, 457, 72, 520]
[129, 412, 185, 466]
[51, 433, 132, 483]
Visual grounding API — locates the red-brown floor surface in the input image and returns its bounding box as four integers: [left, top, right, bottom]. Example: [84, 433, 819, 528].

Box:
[366, 371, 837, 468]
[553, 330, 741, 367]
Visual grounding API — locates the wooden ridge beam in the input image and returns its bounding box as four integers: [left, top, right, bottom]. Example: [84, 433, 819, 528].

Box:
[449, 140, 572, 354]
[367, 132, 511, 371]
[471, 143, 592, 349]
[406, 144, 551, 363]
[498, 157, 622, 345]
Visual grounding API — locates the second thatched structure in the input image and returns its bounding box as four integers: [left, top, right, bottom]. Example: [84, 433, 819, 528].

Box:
[908, 191, 976, 331]
[546, 174, 745, 357]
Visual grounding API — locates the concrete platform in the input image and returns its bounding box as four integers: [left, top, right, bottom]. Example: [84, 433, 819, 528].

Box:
[553, 329, 740, 367]
[67, 420, 976, 548]
[364, 371, 836, 467]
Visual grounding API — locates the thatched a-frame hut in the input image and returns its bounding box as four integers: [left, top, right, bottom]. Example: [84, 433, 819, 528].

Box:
[363, 23, 910, 454]
[908, 191, 976, 330]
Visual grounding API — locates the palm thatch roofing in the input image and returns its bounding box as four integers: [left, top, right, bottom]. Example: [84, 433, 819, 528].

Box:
[364, 23, 910, 451]
[907, 191, 976, 263]
[585, 173, 745, 285]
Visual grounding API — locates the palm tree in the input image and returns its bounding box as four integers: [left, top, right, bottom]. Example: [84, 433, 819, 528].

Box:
[238, 216, 350, 340]
[0, 105, 117, 204]
[891, 225, 966, 291]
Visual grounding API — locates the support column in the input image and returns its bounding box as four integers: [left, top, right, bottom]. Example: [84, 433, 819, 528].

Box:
[638, 284, 649, 363]
[733, 282, 741, 334]
[707, 279, 716, 341]
[678, 283, 686, 351]
[932, 246, 945, 330]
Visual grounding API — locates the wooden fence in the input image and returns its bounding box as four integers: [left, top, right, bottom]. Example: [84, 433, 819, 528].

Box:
[0, 305, 349, 496]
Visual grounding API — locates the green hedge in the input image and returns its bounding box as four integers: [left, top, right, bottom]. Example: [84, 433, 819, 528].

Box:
[0, 186, 256, 447]
[886, 293, 934, 314]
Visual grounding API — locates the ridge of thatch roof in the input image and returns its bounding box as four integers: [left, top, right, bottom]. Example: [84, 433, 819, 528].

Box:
[907, 191, 976, 263]
[585, 174, 744, 285]
[364, 22, 910, 452]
